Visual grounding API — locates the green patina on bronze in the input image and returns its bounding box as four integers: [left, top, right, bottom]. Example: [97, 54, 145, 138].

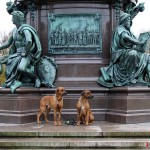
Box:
[37, 56, 57, 88]
[138, 32, 150, 54]
[48, 13, 102, 55]
[6, 1, 36, 20]
[0, 11, 41, 93]
[97, 12, 150, 88]
[113, 0, 145, 22]
[0, 10, 57, 93]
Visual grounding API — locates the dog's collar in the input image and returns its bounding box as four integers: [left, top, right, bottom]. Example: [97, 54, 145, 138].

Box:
[79, 97, 87, 105]
[54, 94, 63, 103]
[79, 97, 87, 102]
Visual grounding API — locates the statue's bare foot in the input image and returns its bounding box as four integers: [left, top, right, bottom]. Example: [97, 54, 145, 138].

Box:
[35, 77, 41, 88]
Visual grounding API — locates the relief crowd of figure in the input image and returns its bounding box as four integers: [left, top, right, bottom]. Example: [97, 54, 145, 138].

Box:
[50, 28, 99, 46]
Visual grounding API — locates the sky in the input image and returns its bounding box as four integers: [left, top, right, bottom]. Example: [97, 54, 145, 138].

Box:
[0, 0, 149, 38]
[131, 0, 150, 37]
[0, 0, 15, 35]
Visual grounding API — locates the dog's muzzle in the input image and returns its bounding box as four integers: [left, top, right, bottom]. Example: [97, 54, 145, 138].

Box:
[87, 95, 94, 99]
[63, 91, 67, 96]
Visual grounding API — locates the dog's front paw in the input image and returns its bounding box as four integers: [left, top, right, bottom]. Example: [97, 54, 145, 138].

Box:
[57, 121, 62, 126]
[45, 119, 50, 123]
[54, 121, 58, 126]
[37, 121, 42, 124]
[85, 122, 89, 126]
[77, 121, 80, 126]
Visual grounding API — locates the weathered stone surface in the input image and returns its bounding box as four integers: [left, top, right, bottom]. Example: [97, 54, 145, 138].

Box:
[0, 121, 150, 149]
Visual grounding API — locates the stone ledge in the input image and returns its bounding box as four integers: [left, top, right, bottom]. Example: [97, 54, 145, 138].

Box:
[1, 86, 150, 93]
[109, 86, 150, 93]
[0, 86, 109, 94]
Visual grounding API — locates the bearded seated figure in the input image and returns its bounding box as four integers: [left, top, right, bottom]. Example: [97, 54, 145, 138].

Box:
[97, 12, 150, 88]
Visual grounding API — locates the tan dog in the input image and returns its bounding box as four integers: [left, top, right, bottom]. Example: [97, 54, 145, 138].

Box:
[37, 87, 67, 126]
[76, 90, 94, 126]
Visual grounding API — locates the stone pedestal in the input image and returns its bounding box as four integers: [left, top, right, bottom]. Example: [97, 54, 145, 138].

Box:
[0, 86, 150, 124]
[0, 87, 107, 124]
[0, 87, 43, 124]
[106, 87, 150, 124]
[1, 1, 149, 125]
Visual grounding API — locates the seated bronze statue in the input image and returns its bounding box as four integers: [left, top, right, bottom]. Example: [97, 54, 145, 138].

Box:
[97, 12, 149, 88]
[0, 11, 57, 93]
[0, 11, 42, 92]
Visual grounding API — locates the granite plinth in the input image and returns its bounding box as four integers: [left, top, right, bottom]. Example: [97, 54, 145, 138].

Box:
[0, 87, 107, 124]
[0, 86, 150, 124]
[106, 86, 150, 124]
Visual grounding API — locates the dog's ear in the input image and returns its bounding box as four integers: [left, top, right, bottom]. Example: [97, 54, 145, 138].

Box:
[56, 88, 59, 94]
[81, 91, 85, 96]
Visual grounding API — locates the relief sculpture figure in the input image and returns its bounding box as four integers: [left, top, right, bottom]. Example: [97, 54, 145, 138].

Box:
[97, 12, 150, 87]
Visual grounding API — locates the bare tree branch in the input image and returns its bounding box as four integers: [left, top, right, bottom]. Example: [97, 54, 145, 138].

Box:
[0, 31, 10, 56]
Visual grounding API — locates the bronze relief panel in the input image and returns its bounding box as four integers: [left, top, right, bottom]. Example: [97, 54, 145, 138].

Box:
[48, 13, 102, 55]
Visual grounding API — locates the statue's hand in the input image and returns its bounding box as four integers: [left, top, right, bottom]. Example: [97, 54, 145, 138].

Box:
[140, 39, 146, 46]
[137, 40, 147, 53]
[21, 52, 26, 57]
[139, 3, 145, 12]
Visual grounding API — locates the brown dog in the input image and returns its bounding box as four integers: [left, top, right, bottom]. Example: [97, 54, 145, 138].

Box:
[37, 87, 67, 125]
[76, 90, 94, 126]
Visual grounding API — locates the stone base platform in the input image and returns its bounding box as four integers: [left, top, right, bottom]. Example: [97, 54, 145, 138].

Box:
[0, 87, 107, 124]
[0, 121, 150, 149]
[106, 86, 150, 124]
[0, 86, 150, 124]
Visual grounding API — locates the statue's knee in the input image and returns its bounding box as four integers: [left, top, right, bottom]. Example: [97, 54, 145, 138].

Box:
[18, 67, 25, 73]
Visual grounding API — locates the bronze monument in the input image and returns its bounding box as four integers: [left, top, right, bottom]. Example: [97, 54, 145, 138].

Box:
[0, 0, 149, 124]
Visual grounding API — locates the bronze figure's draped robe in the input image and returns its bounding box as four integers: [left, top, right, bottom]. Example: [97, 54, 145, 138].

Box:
[5, 24, 42, 88]
[97, 24, 149, 87]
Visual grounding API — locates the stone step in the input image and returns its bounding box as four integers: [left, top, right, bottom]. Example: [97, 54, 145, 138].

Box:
[0, 137, 150, 149]
[1, 122, 150, 138]
[0, 131, 102, 137]
[2, 149, 145, 150]
[0, 130, 150, 137]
